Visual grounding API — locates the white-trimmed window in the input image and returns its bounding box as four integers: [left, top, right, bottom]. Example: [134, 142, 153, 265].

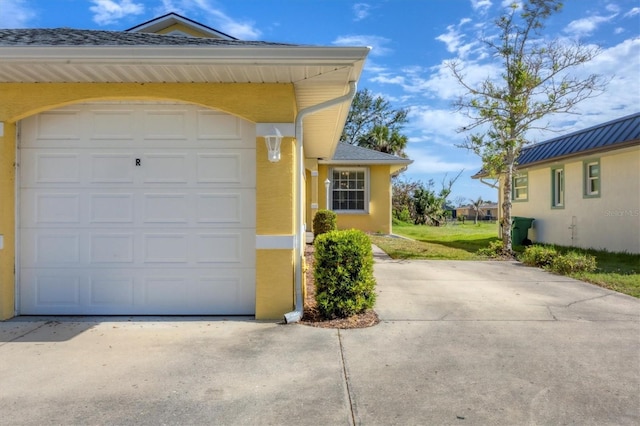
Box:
[330, 168, 368, 212]
[551, 166, 564, 208]
[512, 173, 528, 201]
[584, 159, 600, 198]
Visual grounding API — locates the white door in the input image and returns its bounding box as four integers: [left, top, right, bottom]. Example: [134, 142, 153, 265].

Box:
[19, 103, 256, 315]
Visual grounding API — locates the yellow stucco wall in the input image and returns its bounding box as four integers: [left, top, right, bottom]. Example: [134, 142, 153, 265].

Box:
[511, 146, 640, 253]
[154, 23, 215, 38]
[0, 82, 297, 320]
[315, 164, 393, 234]
[256, 138, 296, 318]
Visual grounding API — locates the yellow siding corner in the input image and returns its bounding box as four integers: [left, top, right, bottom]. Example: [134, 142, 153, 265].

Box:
[0, 124, 15, 319]
[255, 250, 294, 320]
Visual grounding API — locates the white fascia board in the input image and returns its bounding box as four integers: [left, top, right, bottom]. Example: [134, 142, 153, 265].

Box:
[318, 159, 413, 166]
[0, 46, 370, 65]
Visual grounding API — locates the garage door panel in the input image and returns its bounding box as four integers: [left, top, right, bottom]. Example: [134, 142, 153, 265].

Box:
[197, 190, 255, 224]
[90, 154, 135, 183]
[90, 234, 135, 263]
[20, 231, 82, 265]
[196, 110, 246, 142]
[20, 103, 256, 315]
[20, 190, 81, 227]
[90, 110, 135, 140]
[20, 268, 255, 315]
[18, 151, 81, 186]
[143, 110, 189, 140]
[22, 110, 82, 143]
[196, 150, 255, 185]
[90, 193, 135, 223]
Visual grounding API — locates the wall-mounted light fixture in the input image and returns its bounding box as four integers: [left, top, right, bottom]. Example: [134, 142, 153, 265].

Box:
[257, 123, 294, 164]
[264, 126, 282, 163]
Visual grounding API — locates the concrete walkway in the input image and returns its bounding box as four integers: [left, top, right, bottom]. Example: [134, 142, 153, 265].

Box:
[1, 249, 638, 425]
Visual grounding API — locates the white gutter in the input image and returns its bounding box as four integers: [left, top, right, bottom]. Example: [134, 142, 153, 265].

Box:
[283, 80, 358, 324]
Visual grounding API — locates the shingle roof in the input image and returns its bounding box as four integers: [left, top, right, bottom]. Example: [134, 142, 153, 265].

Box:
[330, 143, 412, 164]
[518, 112, 640, 167]
[0, 28, 295, 47]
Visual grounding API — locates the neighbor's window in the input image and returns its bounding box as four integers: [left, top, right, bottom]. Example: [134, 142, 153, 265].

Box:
[331, 168, 368, 212]
[584, 160, 600, 198]
[512, 173, 528, 201]
[551, 167, 564, 208]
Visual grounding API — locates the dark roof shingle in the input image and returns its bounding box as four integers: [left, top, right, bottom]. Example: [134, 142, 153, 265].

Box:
[0, 28, 296, 47]
[331, 143, 411, 163]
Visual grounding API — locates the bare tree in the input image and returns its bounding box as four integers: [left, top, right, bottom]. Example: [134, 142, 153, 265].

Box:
[449, 0, 606, 254]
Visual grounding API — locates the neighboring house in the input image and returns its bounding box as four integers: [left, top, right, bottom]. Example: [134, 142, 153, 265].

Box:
[476, 113, 639, 253]
[306, 143, 412, 234]
[0, 13, 370, 321]
[456, 202, 499, 221]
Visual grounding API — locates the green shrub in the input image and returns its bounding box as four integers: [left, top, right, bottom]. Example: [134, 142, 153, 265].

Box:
[393, 207, 412, 224]
[314, 230, 376, 319]
[313, 209, 337, 237]
[477, 240, 504, 258]
[520, 245, 558, 267]
[550, 251, 597, 274]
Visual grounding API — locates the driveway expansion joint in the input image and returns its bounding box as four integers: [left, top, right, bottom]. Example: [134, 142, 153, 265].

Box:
[0, 321, 53, 347]
[564, 293, 615, 308]
[337, 329, 357, 426]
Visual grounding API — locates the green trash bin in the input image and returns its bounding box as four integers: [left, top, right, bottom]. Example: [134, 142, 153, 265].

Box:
[511, 216, 534, 245]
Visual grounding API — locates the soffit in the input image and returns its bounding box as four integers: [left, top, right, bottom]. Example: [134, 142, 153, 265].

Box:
[0, 44, 369, 158]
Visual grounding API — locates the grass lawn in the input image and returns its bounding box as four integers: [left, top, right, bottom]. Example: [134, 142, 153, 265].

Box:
[370, 220, 639, 298]
[369, 221, 499, 260]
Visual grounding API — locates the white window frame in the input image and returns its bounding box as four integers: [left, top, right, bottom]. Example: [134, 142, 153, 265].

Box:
[584, 159, 600, 198]
[551, 166, 564, 208]
[329, 167, 369, 213]
[512, 173, 528, 202]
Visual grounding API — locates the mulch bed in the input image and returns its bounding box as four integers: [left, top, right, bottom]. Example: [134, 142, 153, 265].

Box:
[299, 244, 380, 329]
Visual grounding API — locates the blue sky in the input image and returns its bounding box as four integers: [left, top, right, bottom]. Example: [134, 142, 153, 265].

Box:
[1, 0, 639, 204]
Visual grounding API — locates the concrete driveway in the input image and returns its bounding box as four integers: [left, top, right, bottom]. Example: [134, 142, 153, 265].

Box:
[1, 249, 639, 425]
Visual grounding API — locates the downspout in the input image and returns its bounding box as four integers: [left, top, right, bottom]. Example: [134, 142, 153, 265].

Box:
[283, 80, 357, 324]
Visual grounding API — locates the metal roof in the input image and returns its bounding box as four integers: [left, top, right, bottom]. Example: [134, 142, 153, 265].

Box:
[517, 112, 640, 167]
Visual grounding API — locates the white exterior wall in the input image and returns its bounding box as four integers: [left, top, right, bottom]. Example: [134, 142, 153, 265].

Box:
[510, 145, 640, 253]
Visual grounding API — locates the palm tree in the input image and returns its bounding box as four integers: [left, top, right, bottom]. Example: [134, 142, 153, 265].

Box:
[357, 125, 408, 157]
[470, 197, 485, 225]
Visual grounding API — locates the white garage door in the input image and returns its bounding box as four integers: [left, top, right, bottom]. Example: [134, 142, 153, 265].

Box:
[19, 103, 256, 315]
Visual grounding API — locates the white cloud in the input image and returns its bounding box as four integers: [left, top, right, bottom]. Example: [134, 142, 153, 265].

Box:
[333, 35, 392, 56]
[153, 0, 261, 39]
[564, 14, 615, 37]
[90, 0, 144, 26]
[208, 9, 260, 39]
[0, 0, 36, 28]
[624, 7, 640, 18]
[404, 145, 478, 174]
[471, 0, 492, 12]
[353, 3, 371, 21]
[435, 18, 479, 58]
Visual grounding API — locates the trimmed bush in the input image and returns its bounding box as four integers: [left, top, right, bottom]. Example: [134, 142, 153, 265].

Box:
[519, 245, 597, 274]
[314, 230, 376, 319]
[520, 245, 558, 268]
[550, 251, 597, 274]
[313, 209, 337, 238]
[477, 240, 504, 258]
